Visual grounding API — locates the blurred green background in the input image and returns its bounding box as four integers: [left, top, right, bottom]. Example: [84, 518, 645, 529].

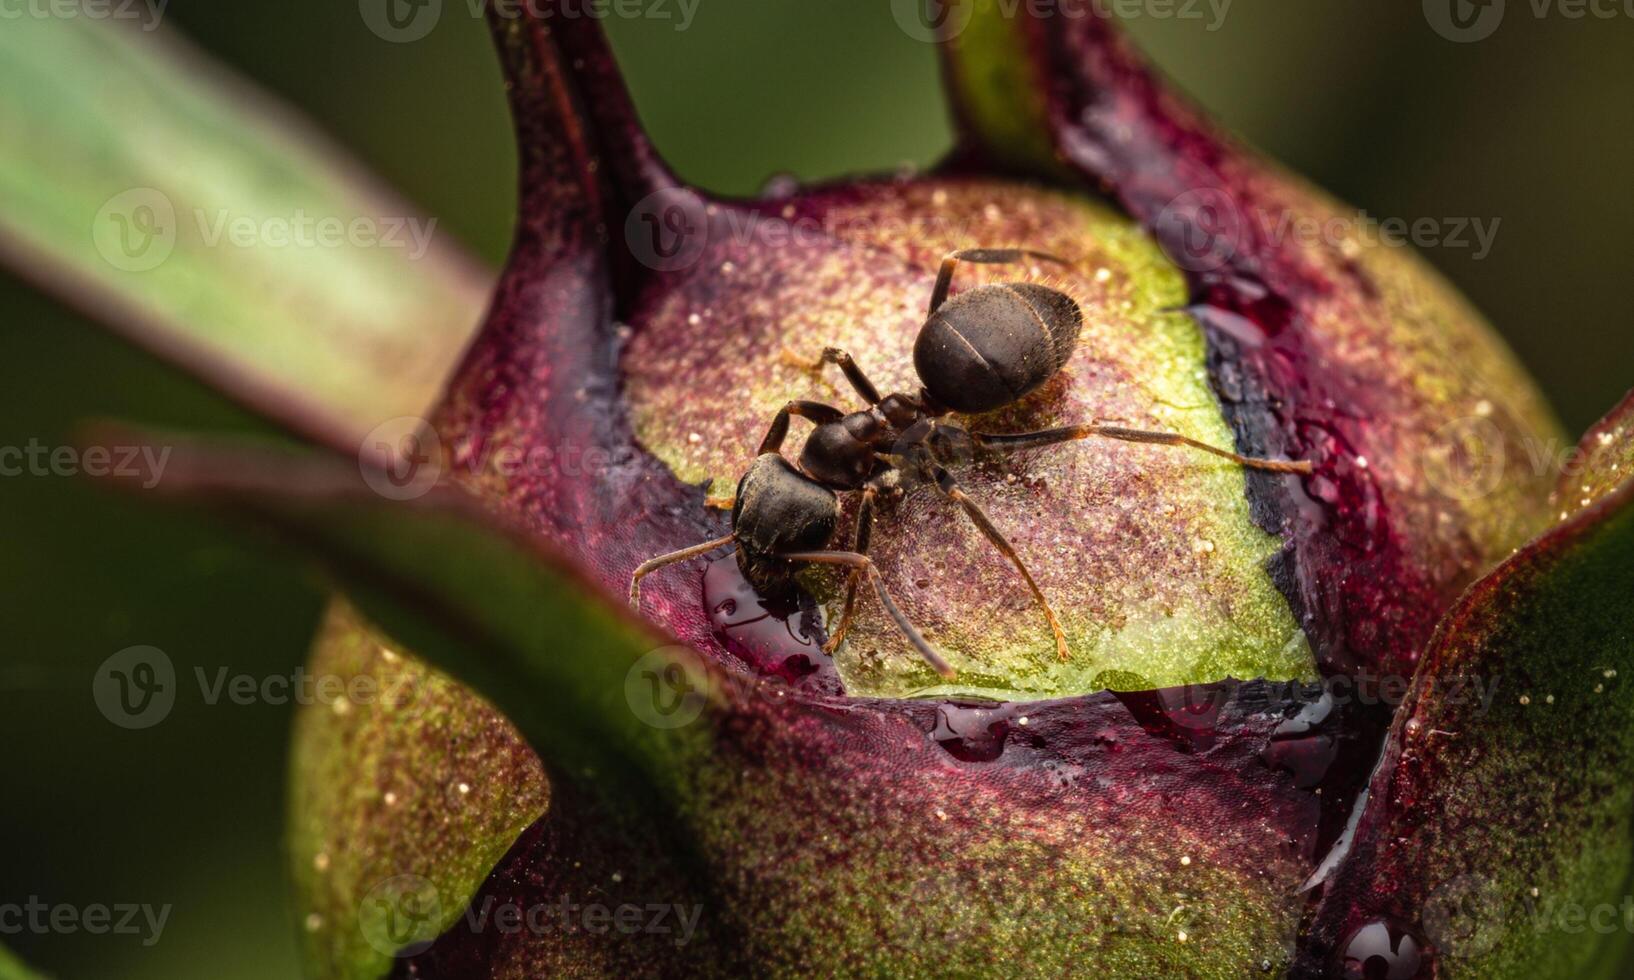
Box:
[1, 2, 1629, 976]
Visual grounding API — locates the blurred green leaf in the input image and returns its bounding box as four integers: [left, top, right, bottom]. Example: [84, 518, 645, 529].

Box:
[0, 944, 50, 980]
[0, 17, 489, 447]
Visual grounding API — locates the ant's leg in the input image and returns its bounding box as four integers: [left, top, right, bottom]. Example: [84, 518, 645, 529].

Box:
[780, 549, 954, 679]
[971, 424, 1314, 475]
[822, 486, 877, 654]
[930, 248, 1072, 315]
[779, 347, 882, 405]
[931, 467, 1072, 662]
[630, 534, 737, 610]
[759, 400, 844, 455]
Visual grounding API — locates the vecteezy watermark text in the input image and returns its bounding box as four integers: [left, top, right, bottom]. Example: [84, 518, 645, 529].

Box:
[623, 187, 1089, 273]
[194, 665, 419, 710]
[0, 897, 171, 947]
[461, 895, 703, 946]
[358, 415, 648, 501]
[1155, 188, 1502, 273]
[0, 439, 169, 488]
[92, 188, 439, 273]
[1425, 0, 1634, 42]
[0, 0, 167, 30]
[359, 0, 701, 44]
[94, 645, 421, 729]
[891, 0, 1233, 44]
[357, 873, 703, 957]
[1425, 876, 1634, 962]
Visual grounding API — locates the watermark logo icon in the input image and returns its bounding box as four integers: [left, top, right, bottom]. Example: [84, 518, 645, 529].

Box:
[1153, 187, 1243, 274]
[360, 416, 444, 501]
[1423, 874, 1503, 959]
[894, 421, 975, 474]
[93, 645, 176, 729]
[359, 874, 443, 957]
[891, 0, 975, 43]
[626, 188, 710, 272]
[1424, 0, 1505, 42]
[625, 646, 710, 729]
[92, 188, 176, 273]
[360, 0, 443, 42]
[1159, 682, 1231, 732]
[1423, 415, 1507, 502]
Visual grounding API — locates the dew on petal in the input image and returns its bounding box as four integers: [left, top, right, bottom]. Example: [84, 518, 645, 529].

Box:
[1338, 920, 1428, 979]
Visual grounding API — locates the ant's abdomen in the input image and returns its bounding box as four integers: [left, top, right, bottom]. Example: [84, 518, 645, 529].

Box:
[914, 283, 1083, 414]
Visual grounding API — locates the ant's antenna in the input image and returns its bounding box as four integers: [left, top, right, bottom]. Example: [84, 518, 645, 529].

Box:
[629, 534, 736, 609]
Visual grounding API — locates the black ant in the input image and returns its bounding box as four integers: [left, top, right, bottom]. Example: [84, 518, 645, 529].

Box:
[630, 249, 1313, 678]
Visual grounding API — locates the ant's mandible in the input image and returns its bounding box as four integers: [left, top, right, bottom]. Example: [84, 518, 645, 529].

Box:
[630, 249, 1313, 678]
